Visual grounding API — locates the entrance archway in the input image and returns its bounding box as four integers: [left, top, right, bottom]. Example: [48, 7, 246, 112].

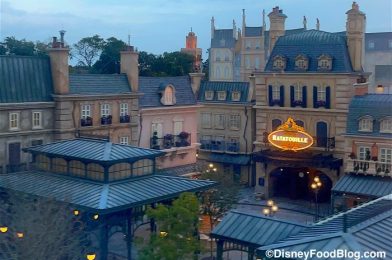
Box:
[270, 167, 332, 202]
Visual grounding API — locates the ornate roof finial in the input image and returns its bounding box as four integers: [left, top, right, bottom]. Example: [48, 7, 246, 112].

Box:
[316, 18, 320, 30]
[303, 16, 307, 30]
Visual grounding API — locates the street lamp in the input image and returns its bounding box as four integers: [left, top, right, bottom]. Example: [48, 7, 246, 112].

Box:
[16, 232, 24, 238]
[311, 176, 322, 221]
[86, 253, 96, 260]
[73, 209, 80, 216]
[160, 231, 168, 237]
[263, 200, 278, 217]
[0, 226, 8, 233]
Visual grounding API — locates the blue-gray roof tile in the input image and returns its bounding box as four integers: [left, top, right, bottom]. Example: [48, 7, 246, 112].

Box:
[244, 27, 263, 37]
[69, 73, 131, 94]
[139, 76, 196, 108]
[198, 81, 250, 104]
[0, 55, 53, 103]
[211, 29, 237, 48]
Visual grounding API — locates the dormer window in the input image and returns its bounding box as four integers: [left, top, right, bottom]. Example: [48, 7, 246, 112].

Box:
[295, 55, 308, 71]
[217, 91, 227, 101]
[272, 55, 286, 70]
[380, 117, 392, 133]
[205, 91, 214, 100]
[317, 54, 332, 71]
[232, 91, 241, 101]
[161, 85, 176, 105]
[358, 116, 373, 132]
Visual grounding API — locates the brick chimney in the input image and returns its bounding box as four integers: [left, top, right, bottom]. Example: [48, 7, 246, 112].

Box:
[48, 31, 69, 94]
[120, 46, 139, 92]
[268, 6, 287, 54]
[353, 75, 369, 96]
[189, 72, 204, 96]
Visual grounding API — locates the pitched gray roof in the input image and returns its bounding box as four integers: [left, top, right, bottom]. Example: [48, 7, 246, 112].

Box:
[198, 81, 250, 104]
[0, 171, 216, 213]
[69, 73, 131, 94]
[365, 32, 392, 51]
[0, 55, 53, 103]
[346, 94, 392, 137]
[265, 30, 353, 73]
[24, 138, 165, 163]
[211, 211, 306, 247]
[244, 27, 263, 37]
[211, 29, 237, 48]
[139, 76, 196, 108]
[332, 174, 392, 198]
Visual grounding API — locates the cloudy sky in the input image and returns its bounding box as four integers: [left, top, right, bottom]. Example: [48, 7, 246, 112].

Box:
[1, 0, 391, 58]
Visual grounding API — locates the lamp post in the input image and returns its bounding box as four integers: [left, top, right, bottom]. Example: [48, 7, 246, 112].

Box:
[263, 200, 278, 217]
[311, 177, 322, 221]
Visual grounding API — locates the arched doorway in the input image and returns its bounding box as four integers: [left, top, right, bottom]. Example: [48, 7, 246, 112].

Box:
[270, 167, 332, 202]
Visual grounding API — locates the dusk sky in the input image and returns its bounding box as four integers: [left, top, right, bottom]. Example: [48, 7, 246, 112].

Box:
[1, 0, 391, 59]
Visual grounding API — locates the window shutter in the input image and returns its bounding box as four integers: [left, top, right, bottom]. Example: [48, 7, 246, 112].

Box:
[290, 86, 294, 107]
[268, 85, 273, 106]
[313, 86, 318, 108]
[279, 85, 284, 107]
[326, 86, 331, 109]
[302, 86, 307, 108]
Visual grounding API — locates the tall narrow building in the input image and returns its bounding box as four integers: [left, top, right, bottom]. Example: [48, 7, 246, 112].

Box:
[181, 29, 202, 72]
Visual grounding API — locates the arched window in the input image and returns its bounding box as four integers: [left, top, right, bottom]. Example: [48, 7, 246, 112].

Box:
[164, 86, 173, 105]
[272, 119, 282, 131]
[316, 122, 328, 147]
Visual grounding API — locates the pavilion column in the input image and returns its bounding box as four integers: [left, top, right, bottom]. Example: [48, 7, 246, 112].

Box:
[99, 217, 109, 260]
[216, 240, 224, 260]
[126, 209, 134, 260]
[248, 247, 255, 260]
[150, 204, 156, 233]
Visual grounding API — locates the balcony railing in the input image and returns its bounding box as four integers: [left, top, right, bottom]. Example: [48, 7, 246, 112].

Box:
[150, 133, 191, 150]
[345, 159, 391, 177]
[200, 140, 240, 153]
[120, 115, 130, 123]
[101, 115, 112, 125]
[80, 117, 93, 127]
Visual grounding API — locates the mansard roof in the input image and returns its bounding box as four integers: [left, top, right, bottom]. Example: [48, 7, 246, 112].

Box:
[244, 26, 263, 37]
[198, 81, 250, 104]
[69, 73, 131, 94]
[265, 30, 353, 73]
[0, 55, 53, 103]
[211, 29, 237, 48]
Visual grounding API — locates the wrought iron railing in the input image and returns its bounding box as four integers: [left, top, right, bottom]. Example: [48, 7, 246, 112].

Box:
[346, 159, 391, 177]
[200, 140, 240, 153]
[150, 133, 191, 150]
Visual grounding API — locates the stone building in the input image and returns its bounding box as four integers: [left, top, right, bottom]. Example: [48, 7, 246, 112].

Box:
[180, 30, 202, 72]
[252, 2, 369, 201]
[196, 79, 255, 183]
[48, 37, 140, 145]
[0, 55, 55, 173]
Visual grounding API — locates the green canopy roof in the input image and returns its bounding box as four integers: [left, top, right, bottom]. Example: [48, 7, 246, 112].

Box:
[0, 171, 216, 214]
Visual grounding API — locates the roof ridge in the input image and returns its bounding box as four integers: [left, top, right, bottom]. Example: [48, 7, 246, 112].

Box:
[349, 209, 392, 233]
[229, 210, 307, 227]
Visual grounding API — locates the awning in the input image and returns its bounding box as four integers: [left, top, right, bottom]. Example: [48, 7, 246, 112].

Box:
[332, 174, 392, 198]
[208, 154, 250, 165]
[0, 171, 216, 214]
[211, 210, 306, 247]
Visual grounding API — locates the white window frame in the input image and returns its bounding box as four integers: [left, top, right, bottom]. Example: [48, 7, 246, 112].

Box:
[294, 85, 302, 101]
[119, 136, 129, 145]
[272, 86, 280, 100]
[120, 103, 128, 116]
[358, 146, 371, 160]
[32, 111, 42, 129]
[173, 120, 183, 135]
[217, 91, 227, 101]
[380, 118, 392, 133]
[380, 148, 392, 163]
[214, 114, 225, 129]
[9, 112, 19, 130]
[205, 91, 214, 101]
[358, 117, 373, 132]
[201, 113, 212, 128]
[164, 86, 174, 105]
[81, 104, 91, 119]
[229, 114, 240, 130]
[368, 41, 375, 49]
[317, 86, 326, 102]
[100, 103, 111, 117]
[151, 122, 163, 138]
[232, 91, 241, 101]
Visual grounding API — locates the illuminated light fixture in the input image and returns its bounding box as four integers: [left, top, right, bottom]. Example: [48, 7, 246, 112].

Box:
[263, 208, 270, 216]
[306, 171, 310, 174]
[213, 168, 217, 172]
[86, 253, 96, 260]
[311, 183, 317, 189]
[196, 153, 199, 157]
[209, 163, 214, 168]
[267, 200, 274, 206]
[317, 182, 322, 187]
[272, 205, 278, 212]
[160, 231, 168, 237]
[280, 168, 283, 171]
[16, 232, 24, 238]
[93, 214, 99, 220]
[73, 210, 80, 216]
[0, 226, 8, 233]
[314, 176, 320, 183]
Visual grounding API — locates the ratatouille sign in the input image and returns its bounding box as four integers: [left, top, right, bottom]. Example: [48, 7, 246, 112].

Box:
[268, 117, 313, 151]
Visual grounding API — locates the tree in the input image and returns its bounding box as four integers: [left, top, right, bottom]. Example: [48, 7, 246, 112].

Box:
[138, 193, 201, 260]
[2, 37, 35, 56]
[138, 51, 157, 76]
[73, 35, 105, 68]
[93, 37, 127, 74]
[0, 190, 87, 259]
[199, 165, 242, 257]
